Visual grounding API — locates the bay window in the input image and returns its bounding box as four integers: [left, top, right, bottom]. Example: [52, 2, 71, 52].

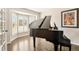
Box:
[12, 13, 18, 36]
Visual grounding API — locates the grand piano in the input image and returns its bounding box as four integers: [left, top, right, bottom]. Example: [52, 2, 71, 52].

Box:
[29, 16, 63, 51]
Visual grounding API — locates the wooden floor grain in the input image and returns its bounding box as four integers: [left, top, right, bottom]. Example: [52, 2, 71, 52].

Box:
[7, 36, 79, 51]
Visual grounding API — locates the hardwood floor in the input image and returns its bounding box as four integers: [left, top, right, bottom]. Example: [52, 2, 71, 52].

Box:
[7, 36, 79, 51]
[7, 36, 30, 51]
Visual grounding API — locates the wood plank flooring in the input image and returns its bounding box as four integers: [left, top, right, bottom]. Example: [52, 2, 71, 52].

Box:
[7, 36, 79, 51]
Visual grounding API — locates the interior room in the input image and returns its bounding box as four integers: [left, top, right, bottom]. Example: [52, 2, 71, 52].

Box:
[0, 8, 79, 51]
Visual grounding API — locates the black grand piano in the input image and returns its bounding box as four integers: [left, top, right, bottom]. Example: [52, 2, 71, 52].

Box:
[29, 16, 63, 51]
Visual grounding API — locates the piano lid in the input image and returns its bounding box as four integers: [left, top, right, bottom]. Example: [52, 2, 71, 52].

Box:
[29, 16, 51, 29]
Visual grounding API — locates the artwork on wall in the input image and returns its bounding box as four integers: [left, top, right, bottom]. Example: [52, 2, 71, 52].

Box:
[61, 8, 79, 28]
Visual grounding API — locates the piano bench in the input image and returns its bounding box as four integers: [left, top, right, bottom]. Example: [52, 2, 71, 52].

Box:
[60, 43, 71, 51]
[59, 35, 71, 51]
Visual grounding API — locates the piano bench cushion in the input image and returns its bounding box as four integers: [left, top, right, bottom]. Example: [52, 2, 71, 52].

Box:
[60, 42, 71, 47]
[59, 35, 71, 47]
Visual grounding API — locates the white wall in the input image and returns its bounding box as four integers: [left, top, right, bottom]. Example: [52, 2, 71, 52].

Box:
[40, 8, 79, 45]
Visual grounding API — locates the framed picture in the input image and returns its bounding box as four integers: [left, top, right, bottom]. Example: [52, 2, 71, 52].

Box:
[61, 8, 79, 28]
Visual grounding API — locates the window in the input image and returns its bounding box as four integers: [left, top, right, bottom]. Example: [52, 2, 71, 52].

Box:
[0, 11, 2, 35]
[11, 12, 38, 36]
[29, 15, 37, 24]
[18, 14, 24, 33]
[0, 9, 4, 45]
[0, 9, 7, 51]
[23, 15, 29, 32]
[12, 13, 17, 35]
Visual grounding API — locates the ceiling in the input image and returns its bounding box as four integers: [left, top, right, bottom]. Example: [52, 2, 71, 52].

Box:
[28, 8, 71, 13]
[28, 8, 55, 13]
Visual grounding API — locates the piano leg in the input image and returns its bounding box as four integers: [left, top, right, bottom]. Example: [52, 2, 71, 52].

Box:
[33, 37, 36, 51]
[54, 44, 58, 51]
[33, 37, 58, 51]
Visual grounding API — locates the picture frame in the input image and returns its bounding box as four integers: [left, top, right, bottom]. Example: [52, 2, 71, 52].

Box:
[61, 8, 79, 28]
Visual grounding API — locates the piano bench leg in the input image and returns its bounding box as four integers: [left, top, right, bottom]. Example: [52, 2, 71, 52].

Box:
[69, 45, 71, 51]
[60, 45, 62, 51]
[54, 44, 58, 51]
[60, 45, 71, 51]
